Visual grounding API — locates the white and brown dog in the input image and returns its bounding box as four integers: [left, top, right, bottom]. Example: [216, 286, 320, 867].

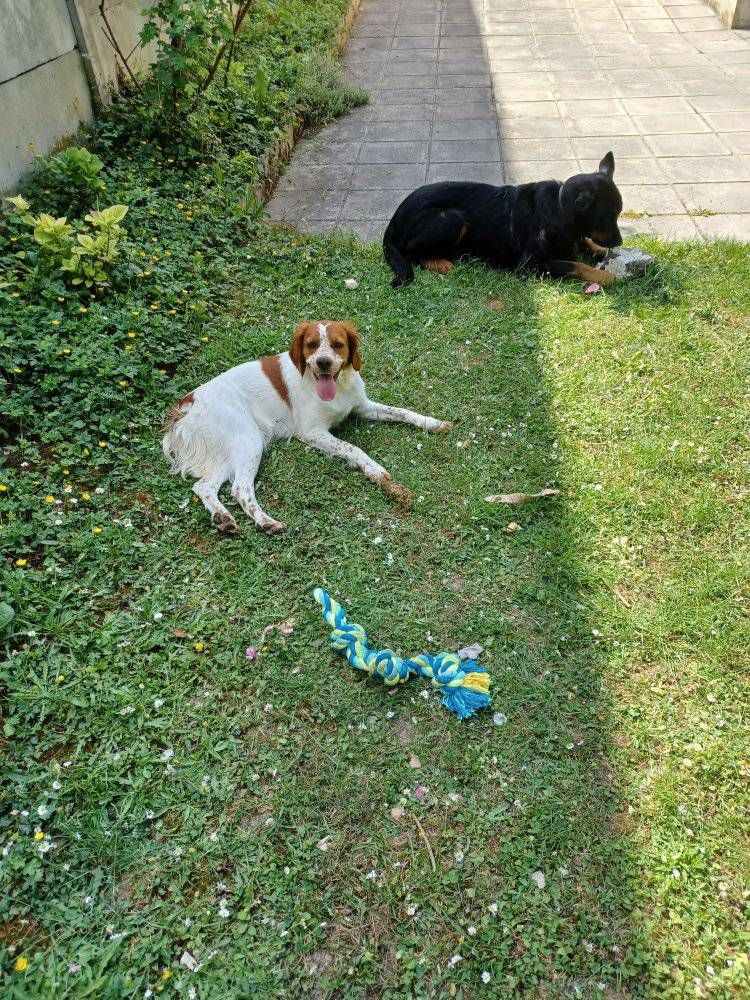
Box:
[163, 321, 451, 533]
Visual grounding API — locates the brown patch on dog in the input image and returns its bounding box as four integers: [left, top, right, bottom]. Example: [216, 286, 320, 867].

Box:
[569, 261, 615, 285]
[380, 474, 414, 508]
[584, 236, 609, 257]
[458, 224, 468, 243]
[289, 321, 363, 374]
[164, 391, 194, 429]
[260, 354, 290, 407]
[421, 258, 454, 275]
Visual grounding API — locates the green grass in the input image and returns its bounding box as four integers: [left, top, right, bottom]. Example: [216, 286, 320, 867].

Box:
[2, 230, 749, 997]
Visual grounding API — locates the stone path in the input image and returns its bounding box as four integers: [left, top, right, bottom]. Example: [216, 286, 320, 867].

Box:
[267, 0, 750, 241]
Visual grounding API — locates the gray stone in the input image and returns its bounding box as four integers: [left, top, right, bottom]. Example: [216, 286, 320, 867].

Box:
[597, 246, 656, 278]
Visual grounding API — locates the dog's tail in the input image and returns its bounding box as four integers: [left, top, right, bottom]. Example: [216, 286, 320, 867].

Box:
[383, 224, 414, 288]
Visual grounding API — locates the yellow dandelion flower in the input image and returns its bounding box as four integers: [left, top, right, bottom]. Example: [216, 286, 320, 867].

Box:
[56, 675, 65, 682]
[81, 492, 91, 500]
[128, 332, 136, 338]
[34, 831, 44, 841]
[168, 309, 176, 315]
[200, 336, 208, 342]
[45, 495, 55, 504]
[14, 367, 22, 373]
[14, 957, 28, 972]
[161, 969, 172, 979]
[92, 527, 103, 534]
[98, 441, 107, 448]
[15, 559, 27, 567]
[83, 449, 90, 456]
[51, 320, 60, 326]
[12, 291, 20, 298]
[0, 484, 7, 491]
[79, 307, 88, 313]
[118, 380, 128, 387]
[194, 642, 204, 652]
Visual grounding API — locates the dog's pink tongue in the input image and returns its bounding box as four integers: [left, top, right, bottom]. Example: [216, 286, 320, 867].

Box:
[316, 374, 337, 401]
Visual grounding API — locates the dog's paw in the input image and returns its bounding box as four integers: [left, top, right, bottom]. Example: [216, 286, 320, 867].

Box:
[258, 518, 286, 535]
[421, 258, 454, 275]
[429, 420, 452, 433]
[380, 474, 415, 509]
[212, 511, 239, 534]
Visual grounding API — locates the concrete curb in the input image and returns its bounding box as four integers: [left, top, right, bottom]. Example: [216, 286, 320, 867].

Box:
[252, 0, 363, 204]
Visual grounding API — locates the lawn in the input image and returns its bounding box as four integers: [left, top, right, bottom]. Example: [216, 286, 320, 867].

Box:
[2, 228, 748, 997]
[1, 0, 749, 995]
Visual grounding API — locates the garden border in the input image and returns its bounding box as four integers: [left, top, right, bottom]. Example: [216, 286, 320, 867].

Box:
[252, 0, 363, 204]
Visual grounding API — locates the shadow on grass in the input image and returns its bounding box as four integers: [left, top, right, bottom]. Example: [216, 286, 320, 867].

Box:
[153, 231, 651, 994]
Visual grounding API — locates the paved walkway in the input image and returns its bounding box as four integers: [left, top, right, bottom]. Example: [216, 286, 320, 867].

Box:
[267, 0, 750, 241]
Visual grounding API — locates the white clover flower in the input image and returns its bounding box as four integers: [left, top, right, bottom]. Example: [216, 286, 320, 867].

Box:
[467, 925, 477, 936]
[153, 612, 163, 620]
[37, 804, 49, 818]
[487, 902, 498, 915]
[160, 748, 174, 762]
[482, 971, 491, 984]
[454, 850, 464, 863]
[153, 698, 164, 709]
[406, 903, 418, 917]
[448, 954, 462, 967]
[52, 780, 61, 790]
[209, 831, 219, 843]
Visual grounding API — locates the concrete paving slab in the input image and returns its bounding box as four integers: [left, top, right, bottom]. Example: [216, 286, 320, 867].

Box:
[267, 0, 750, 242]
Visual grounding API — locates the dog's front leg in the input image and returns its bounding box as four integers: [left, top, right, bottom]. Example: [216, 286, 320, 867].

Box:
[303, 430, 414, 506]
[358, 400, 452, 433]
[583, 237, 609, 257]
[543, 260, 615, 286]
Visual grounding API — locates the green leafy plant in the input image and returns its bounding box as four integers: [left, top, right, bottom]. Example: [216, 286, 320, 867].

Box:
[46, 146, 104, 191]
[294, 52, 368, 131]
[6, 196, 128, 289]
[137, 0, 255, 114]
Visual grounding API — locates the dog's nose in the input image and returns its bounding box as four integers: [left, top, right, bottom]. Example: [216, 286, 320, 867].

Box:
[611, 229, 623, 247]
[317, 356, 332, 372]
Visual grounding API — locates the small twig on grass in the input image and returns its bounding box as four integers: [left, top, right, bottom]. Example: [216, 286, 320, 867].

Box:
[412, 814, 437, 873]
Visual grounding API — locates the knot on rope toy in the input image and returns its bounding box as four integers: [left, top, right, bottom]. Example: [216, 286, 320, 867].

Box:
[312, 588, 491, 720]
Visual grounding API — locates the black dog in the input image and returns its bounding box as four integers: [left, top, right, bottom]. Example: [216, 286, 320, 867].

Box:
[383, 153, 623, 288]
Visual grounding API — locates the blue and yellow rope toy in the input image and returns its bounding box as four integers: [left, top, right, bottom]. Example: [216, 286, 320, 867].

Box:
[312, 588, 491, 720]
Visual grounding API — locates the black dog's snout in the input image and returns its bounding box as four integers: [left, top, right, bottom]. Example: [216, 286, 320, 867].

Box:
[611, 229, 623, 247]
[317, 357, 332, 372]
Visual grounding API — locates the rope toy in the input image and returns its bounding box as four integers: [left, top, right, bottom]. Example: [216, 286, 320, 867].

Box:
[312, 588, 491, 720]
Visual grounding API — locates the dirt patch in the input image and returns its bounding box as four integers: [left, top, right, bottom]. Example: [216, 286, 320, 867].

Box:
[485, 296, 507, 311]
[0, 916, 45, 949]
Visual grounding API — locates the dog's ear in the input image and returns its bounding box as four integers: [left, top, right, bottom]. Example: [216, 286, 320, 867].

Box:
[341, 321, 362, 371]
[575, 190, 594, 211]
[598, 151, 615, 179]
[289, 322, 309, 375]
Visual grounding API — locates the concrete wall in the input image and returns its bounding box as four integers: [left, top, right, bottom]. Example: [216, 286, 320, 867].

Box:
[707, 0, 750, 27]
[0, 0, 150, 192]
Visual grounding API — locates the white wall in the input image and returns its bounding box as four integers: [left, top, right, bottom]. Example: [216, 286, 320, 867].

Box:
[0, 0, 150, 192]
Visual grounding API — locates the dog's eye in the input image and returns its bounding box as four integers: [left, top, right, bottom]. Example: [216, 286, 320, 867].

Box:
[306, 339, 320, 351]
